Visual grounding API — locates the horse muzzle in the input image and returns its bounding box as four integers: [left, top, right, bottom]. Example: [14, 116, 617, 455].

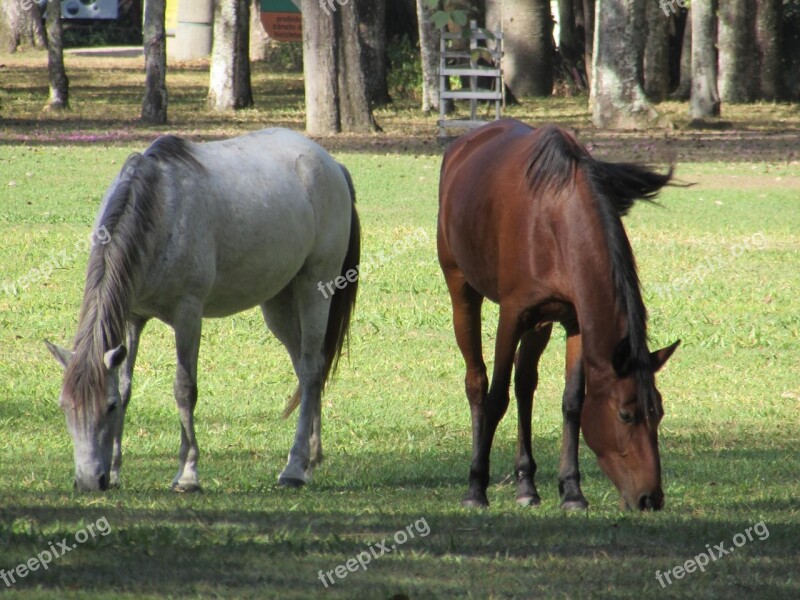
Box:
[74, 466, 110, 492]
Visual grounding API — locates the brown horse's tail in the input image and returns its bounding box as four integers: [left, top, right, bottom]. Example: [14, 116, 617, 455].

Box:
[283, 165, 361, 418]
[524, 125, 676, 217]
[582, 158, 674, 216]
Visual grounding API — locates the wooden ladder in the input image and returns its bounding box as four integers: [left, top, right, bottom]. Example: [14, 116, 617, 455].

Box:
[438, 20, 504, 138]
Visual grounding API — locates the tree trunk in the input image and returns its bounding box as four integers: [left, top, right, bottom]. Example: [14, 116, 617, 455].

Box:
[142, 0, 168, 124]
[718, 0, 755, 103]
[558, 0, 586, 88]
[416, 0, 439, 113]
[690, 0, 720, 118]
[591, 0, 658, 128]
[208, 0, 254, 111]
[303, 0, 339, 133]
[338, 0, 376, 130]
[502, 0, 554, 97]
[45, 0, 68, 110]
[559, 0, 578, 63]
[755, 0, 783, 100]
[250, 0, 269, 61]
[582, 0, 594, 87]
[301, 0, 376, 134]
[359, 0, 389, 105]
[644, 0, 669, 102]
[573, 0, 585, 54]
[1, 0, 46, 52]
[673, 6, 691, 100]
[235, 0, 254, 107]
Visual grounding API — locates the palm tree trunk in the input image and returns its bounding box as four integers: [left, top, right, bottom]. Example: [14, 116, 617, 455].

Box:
[142, 0, 168, 124]
[46, 0, 69, 111]
[718, 0, 756, 102]
[644, 0, 669, 102]
[302, 0, 376, 133]
[592, 0, 658, 128]
[690, 0, 720, 118]
[208, 0, 253, 111]
[416, 0, 439, 113]
[673, 7, 691, 100]
[755, 0, 784, 100]
[502, 0, 554, 97]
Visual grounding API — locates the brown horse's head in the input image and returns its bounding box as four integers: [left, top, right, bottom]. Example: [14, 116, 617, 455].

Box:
[581, 341, 680, 511]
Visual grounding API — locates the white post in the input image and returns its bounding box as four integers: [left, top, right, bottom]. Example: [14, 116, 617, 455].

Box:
[170, 0, 213, 61]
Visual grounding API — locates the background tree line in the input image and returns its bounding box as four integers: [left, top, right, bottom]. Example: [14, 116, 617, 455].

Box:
[2, 0, 798, 131]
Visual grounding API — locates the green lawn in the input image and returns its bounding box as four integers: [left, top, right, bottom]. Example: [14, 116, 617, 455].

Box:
[0, 146, 798, 599]
[1, 52, 799, 599]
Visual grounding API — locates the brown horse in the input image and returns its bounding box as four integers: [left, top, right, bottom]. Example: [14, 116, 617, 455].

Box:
[437, 118, 680, 510]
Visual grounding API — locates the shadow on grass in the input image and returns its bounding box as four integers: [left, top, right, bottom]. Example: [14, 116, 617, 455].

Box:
[0, 500, 796, 599]
[0, 439, 798, 597]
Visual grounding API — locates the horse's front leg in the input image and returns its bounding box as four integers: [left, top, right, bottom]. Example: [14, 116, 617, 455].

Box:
[110, 317, 147, 488]
[513, 324, 552, 506]
[559, 333, 589, 510]
[171, 313, 202, 492]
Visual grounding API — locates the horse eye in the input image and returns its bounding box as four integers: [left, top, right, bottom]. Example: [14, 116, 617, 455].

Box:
[618, 409, 635, 424]
[107, 401, 118, 415]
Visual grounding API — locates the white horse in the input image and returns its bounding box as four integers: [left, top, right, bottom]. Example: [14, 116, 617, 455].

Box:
[45, 128, 360, 492]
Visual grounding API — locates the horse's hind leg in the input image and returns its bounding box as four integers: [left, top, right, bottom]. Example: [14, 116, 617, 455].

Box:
[559, 333, 588, 510]
[264, 283, 326, 487]
[110, 316, 147, 488]
[171, 312, 203, 492]
[513, 324, 552, 506]
[465, 304, 523, 507]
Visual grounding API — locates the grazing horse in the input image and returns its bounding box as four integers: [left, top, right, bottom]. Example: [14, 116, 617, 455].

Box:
[437, 118, 679, 510]
[45, 128, 360, 492]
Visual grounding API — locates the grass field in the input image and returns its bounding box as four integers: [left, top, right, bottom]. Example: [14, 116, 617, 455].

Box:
[1, 52, 799, 599]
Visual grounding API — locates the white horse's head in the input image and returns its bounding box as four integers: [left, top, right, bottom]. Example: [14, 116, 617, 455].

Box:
[46, 340, 126, 491]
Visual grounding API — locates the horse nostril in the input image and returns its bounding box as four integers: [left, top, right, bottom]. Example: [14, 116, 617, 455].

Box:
[98, 474, 108, 491]
[638, 494, 654, 510]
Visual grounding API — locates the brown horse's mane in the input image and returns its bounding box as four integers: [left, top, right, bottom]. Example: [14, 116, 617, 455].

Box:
[63, 136, 202, 426]
[524, 125, 673, 424]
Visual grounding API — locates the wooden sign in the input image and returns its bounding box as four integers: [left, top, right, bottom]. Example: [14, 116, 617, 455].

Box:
[261, 0, 302, 43]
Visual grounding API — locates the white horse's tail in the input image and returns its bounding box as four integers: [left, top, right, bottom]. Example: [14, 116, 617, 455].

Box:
[283, 165, 360, 418]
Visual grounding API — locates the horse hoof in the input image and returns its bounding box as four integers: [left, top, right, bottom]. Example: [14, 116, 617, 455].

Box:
[278, 476, 306, 488]
[171, 482, 202, 493]
[560, 498, 589, 511]
[516, 495, 542, 507]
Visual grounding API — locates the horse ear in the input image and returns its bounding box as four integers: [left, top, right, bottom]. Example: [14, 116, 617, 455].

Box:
[45, 340, 72, 370]
[650, 340, 681, 372]
[103, 345, 128, 371]
[612, 336, 632, 377]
